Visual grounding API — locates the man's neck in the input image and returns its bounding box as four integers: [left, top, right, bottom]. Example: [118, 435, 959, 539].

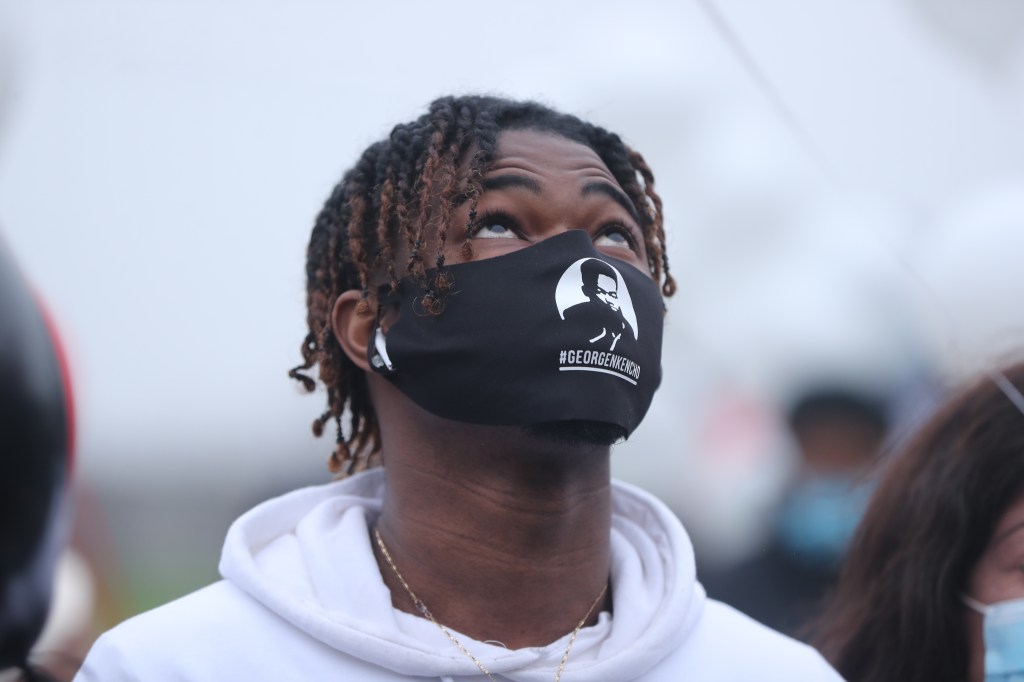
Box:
[372, 423, 613, 650]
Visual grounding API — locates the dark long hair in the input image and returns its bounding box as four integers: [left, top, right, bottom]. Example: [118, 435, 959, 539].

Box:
[816, 362, 1024, 682]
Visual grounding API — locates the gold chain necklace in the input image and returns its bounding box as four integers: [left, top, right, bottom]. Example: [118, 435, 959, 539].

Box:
[374, 528, 607, 682]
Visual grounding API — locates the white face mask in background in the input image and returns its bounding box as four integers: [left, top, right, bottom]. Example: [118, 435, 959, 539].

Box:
[964, 595, 1024, 682]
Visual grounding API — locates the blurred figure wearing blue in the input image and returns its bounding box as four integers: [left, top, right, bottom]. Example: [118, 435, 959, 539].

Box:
[702, 386, 888, 639]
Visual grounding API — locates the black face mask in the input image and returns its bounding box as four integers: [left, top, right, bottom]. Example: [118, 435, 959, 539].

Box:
[368, 230, 664, 437]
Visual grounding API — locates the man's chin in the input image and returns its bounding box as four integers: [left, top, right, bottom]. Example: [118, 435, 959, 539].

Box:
[523, 420, 626, 448]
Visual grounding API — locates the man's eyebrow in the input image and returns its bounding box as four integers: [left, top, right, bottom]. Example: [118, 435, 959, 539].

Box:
[481, 174, 542, 194]
[581, 181, 641, 224]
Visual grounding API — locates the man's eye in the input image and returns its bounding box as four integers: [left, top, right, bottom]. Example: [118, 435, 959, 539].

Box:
[474, 223, 518, 239]
[594, 227, 635, 250]
[471, 211, 521, 240]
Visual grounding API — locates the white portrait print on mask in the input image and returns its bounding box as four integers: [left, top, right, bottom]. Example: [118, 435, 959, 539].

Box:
[556, 257, 638, 352]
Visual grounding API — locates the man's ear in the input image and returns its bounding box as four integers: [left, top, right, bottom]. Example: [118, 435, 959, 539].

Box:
[332, 290, 375, 372]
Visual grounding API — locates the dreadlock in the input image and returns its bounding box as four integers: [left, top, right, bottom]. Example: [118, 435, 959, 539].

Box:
[288, 95, 676, 475]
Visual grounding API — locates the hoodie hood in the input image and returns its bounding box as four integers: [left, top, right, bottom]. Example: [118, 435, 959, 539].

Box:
[219, 469, 703, 682]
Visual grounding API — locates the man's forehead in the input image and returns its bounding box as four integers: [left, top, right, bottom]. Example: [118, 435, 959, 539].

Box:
[488, 129, 619, 185]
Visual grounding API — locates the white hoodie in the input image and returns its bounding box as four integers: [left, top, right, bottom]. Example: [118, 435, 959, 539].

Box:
[75, 470, 843, 681]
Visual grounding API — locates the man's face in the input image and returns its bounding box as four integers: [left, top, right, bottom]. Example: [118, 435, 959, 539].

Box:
[595, 273, 619, 311]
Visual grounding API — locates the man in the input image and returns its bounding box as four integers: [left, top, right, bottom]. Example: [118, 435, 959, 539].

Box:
[702, 386, 889, 640]
[75, 96, 842, 680]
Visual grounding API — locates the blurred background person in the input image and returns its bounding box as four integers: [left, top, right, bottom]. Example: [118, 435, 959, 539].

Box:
[700, 384, 890, 639]
[0, 237, 75, 681]
[816, 361, 1024, 682]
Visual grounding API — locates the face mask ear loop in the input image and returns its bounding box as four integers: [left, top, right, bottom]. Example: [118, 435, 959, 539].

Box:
[369, 301, 395, 372]
[963, 593, 991, 615]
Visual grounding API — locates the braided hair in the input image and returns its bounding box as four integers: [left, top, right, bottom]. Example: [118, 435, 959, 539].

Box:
[289, 95, 676, 475]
